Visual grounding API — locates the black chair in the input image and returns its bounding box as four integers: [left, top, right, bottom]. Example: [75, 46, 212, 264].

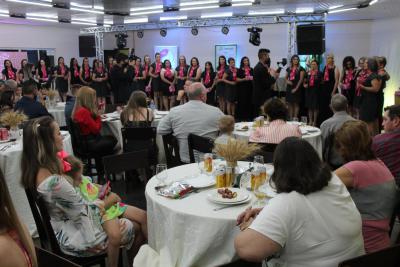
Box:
[121, 126, 158, 164]
[36, 247, 82, 267]
[338, 244, 400, 267]
[188, 133, 214, 163]
[25, 188, 107, 267]
[105, 104, 118, 113]
[162, 133, 184, 168]
[103, 150, 149, 189]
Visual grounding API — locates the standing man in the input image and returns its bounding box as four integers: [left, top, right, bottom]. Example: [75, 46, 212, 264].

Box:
[252, 48, 277, 117]
[110, 53, 130, 104]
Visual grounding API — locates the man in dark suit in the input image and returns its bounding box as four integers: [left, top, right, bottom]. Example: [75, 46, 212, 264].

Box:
[252, 48, 277, 117]
[14, 80, 51, 119]
[110, 53, 131, 104]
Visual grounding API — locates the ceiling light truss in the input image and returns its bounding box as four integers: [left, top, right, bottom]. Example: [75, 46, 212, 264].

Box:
[95, 31, 104, 62]
[80, 14, 326, 34]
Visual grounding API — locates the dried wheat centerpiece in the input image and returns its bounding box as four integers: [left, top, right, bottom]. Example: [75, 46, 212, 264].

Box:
[0, 111, 27, 129]
[213, 138, 260, 168]
[47, 89, 57, 101]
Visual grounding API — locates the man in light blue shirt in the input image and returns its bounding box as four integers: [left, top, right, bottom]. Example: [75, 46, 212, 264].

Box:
[157, 82, 224, 163]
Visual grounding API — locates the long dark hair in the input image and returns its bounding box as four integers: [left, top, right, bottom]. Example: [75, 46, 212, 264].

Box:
[240, 56, 251, 69]
[204, 61, 214, 73]
[163, 59, 171, 69]
[57, 56, 64, 66]
[190, 57, 199, 67]
[0, 90, 14, 110]
[217, 55, 227, 70]
[342, 56, 355, 70]
[70, 57, 79, 70]
[3, 60, 15, 71]
[21, 116, 62, 191]
[290, 54, 300, 67]
[271, 137, 331, 195]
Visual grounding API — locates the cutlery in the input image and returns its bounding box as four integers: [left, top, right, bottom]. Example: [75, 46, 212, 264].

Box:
[213, 203, 247, 211]
[0, 144, 11, 152]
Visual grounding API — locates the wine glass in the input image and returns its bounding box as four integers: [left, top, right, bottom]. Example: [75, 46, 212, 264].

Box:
[253, 155, 264, 169]
[253, 176, 268, 208]
[239, 172, 251, 191]
[155, 164, 168, 185]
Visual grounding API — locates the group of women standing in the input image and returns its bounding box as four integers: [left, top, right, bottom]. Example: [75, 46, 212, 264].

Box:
[284, 54, 389, 133]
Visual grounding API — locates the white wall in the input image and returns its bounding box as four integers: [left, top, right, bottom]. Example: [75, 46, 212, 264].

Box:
[369, 16, 400, 106]
[0, 23, 82, 65]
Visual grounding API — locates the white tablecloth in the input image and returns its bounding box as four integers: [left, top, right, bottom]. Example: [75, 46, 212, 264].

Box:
[48, 102, 66, 127]
[101, 110, 168, 163]
[0, 131, 73, 235]
[233, 121, 323, 158]
[135, 161, 255, 267]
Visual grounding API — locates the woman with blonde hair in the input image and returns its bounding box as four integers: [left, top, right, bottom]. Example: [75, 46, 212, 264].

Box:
[72, 86, 117, 173]
[0, 167, 37, 267]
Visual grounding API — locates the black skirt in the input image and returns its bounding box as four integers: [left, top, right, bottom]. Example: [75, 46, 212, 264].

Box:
[305, 87, 319, 109]
[225, 84, 237, 103]
[56, 78, 68, 93]
[92, 81, 108, 97]
[359, 93, 379, 122]
[216, 82, 225, 98]
[152, 77, 162, 92]
[286, 84, 302, 104]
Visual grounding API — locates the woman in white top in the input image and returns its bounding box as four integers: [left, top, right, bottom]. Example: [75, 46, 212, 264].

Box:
[235, 137, 364, 267]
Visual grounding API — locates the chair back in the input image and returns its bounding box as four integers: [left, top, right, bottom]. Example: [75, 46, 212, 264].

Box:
[105, 104, 118, 113]
[25, 188, 62, 255]
[188, 133, 214, 163]
[121, 126, 157, 151]
[162, 133, 184, 168]
[68, 118, 89, 157]
[103, 150, 149, 180]
[36, 247, 81, 267]
[338, 244, 400, 267]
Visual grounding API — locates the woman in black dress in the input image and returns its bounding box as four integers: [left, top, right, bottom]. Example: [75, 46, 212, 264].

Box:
[377, 56, 390, 130]
[223, 57, 238, 117]
[53, 57, 69, 102]
[92, 60, 108, 106]
[69, 58, 81, 86]
[175, 56, 188, 104]
[285, 55, 305, 120]
[1, 60, 17, 81]
[160, 59, 176, 111]
[106, 56, 114, 104]
[133, 57, 145, 92]
[149, 53, 163, 110]
[16, 59, 27, 85]
[339, 56, 356, 115]
[143, 55, 151, 98]
[215, 56, 228, 113]
[303, 59, 321, 126]
[187, 57, 202, 82]
[236, 56, 254, 121]
[318, 54, 340, 126]
[353, 57, 367, 119]
[35, 59, 51, 88]
[79, 57, 92, 86]
[201, 61, 216, 106]
[358, 57, 381, 135]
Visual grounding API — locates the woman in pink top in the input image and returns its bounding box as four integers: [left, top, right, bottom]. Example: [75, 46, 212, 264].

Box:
[334, 120, 397, 253]
[250, 98, 301, 144]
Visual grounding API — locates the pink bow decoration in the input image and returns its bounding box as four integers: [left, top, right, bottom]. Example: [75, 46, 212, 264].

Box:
[57, 150, 72, 172]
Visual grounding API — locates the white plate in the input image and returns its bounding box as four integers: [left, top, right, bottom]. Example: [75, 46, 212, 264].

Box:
[0, 139, 10, 144]
[183, 174, 216, 188]
[154, 115, 163, 119]
[207, 188, 250, 204]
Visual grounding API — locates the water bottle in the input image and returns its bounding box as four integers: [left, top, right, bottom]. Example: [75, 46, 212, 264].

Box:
[149, 100, 156, 111]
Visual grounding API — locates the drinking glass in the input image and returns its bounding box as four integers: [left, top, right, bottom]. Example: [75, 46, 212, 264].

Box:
[253, 155, 264, 168]
[239, 172, 251, 190]
[155, 164, 168, 185]
[301, 116, 308, 125]
[292, 117, 299, 122]
[253, 176, 268, 208]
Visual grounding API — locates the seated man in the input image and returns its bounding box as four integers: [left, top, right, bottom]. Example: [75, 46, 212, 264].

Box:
[157, 82, 224, 163]
[372, 104, 400, 185]
[14, 80, 51, 119]
[320, 94, 355, 169]
[249, 98, 301, 144]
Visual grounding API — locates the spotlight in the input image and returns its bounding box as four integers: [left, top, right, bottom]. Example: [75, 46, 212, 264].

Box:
[160, 28, 167, 37]
[247, 27, 262, 46]
[115, 32, 128, 49]
[137, 30, 144, 38]
[221, 26, 229, 35]
[191, 27, 198, 36]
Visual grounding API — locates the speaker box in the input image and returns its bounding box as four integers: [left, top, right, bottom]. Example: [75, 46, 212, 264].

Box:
[297, 24, 325, 55]
[79, 35, 96, 57]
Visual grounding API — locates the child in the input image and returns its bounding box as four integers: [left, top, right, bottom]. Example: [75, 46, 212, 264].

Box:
[63, 154, 148, 240]
[215, 115, 235, 145]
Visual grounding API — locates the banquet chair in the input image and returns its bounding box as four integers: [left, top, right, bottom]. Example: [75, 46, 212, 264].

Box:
[121, 126, 158, 165]
[162, 133, 184, 168]
[103, 150, 149, 191]
[25, 188, 109, 267]
[36, 247, 81, 267]
[338, 244, 400, 267]
[188, 133, 215, 163]
[323, 132, 340, 170]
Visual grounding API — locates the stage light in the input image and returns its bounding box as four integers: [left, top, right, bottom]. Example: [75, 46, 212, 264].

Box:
[191, 27, 199, 36]
[221, 26, 229, 35]
[160, 28, 167, 37]
[137, 30, 144, 38]
[247, 27, 262, 46]
[115, 32, 128, 49]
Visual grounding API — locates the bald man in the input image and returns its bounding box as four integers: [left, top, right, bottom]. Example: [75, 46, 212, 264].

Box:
[157, 82, 224, 162]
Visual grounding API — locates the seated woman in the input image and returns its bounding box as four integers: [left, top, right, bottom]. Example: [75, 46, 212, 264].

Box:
[21, 117, 144, 267]
[334, 120, 397, 253]
[0, 167, 37, 267]
[249, 98, 301, 144]
[120, 90, 157, 164]
[235, 137, 364, 266]
[0, 90, 14, 113]
[215, 115, 235, 145]
[72, 86, 117, 172]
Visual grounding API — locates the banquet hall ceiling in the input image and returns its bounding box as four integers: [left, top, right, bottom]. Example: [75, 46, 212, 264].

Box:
[0, 0, 398, 27]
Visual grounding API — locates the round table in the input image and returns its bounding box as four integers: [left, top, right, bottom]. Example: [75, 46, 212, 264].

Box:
[233, 121, 323, 158]
[48, 102, 66, 127]
[101, 110, 168, 162]
[0, 131, 73, 235]
[135, 161, 257, 267]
